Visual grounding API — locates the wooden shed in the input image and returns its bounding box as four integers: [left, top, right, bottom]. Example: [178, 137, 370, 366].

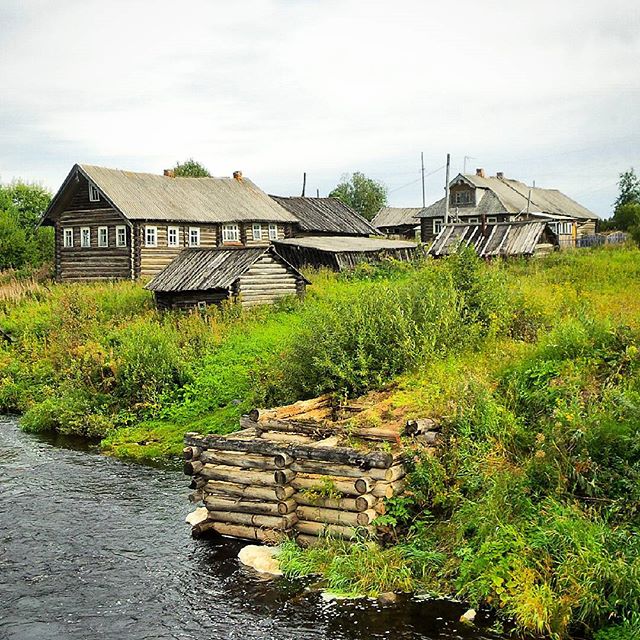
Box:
[145, 246, 309, 309]
[271, 236, 418, 271]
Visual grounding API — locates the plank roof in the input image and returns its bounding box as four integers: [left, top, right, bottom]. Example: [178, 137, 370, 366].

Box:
[145, 246, 308, 292]
[273, 236, 417, 253]
[270, 196, 379, 236]
[429, 221, 556, 258]
[419, 174, 598, 221]
[371, 207, 425, 228]
[44, 164, 298, 224]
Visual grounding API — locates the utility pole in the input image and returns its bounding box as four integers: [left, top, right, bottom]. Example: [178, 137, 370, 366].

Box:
[316, 188, 320, 198]
[421, 152, 426, 207]
[301, 172, 307, 197]
[463, 155, 475, 174]
[444, 153, 451, 225]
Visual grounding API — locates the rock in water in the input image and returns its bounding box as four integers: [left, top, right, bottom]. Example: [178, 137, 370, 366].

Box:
[238, 545, 283, 576]
[377, 592, 397, 606]
[459, 608, 476, 624]
[185, 507, 208, 526]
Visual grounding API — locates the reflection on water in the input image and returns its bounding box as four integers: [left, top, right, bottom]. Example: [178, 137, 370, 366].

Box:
[0, 416, 495, 640]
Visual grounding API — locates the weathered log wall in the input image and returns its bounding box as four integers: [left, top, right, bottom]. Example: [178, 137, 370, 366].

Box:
[183, 396, 441, 545]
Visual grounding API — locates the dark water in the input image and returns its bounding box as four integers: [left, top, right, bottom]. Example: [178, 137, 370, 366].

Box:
[0, 416, 495, 640]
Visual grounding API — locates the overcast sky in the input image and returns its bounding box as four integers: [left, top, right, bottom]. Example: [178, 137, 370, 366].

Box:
[1, 0, 639, 218]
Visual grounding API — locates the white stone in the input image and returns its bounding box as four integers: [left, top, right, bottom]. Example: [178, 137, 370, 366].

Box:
[238, 545, 283, 576]
[185, 507, 208, 526]
[460, 608, 477, 624]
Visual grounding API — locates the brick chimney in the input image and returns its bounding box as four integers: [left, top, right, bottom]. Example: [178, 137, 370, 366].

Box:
[233, 170, 243, 181]
[476, 168, 485, 178]
[163, 169, 175, 178]
[496, 171, 504, 179]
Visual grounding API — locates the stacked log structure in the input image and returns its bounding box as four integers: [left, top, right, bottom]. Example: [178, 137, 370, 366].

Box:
[184, 395, 440, 545]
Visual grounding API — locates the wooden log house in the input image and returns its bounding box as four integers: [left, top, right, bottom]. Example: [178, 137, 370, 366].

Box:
[40, 165, 300, 281]
[419, 169, 599, 246]
[145, 245, 309, 309]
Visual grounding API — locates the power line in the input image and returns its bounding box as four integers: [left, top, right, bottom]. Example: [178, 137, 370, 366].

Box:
[389, 165, 445, 193]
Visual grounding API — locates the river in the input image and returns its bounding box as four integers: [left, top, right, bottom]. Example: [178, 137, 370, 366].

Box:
[0, 416, 495, 640]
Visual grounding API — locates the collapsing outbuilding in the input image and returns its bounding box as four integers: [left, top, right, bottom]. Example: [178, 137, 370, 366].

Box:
[428, 221, 558, 258]
[145, 245, 309, 309]
[272, 236, 418, 271]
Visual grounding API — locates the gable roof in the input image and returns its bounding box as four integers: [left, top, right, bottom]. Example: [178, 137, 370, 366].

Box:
[419, 174, 598, 221]
[145, 246, 309, 292]
[43, 164, 298, 225]
[270, 196, 378, 236]
[429, 221, 556, 258]
[371, 207, 424, 229]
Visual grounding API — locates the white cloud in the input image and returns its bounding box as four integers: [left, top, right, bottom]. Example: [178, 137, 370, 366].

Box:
[0, 0, 638, 217]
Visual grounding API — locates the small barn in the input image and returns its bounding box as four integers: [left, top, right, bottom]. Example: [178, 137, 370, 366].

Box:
[146, 246, 309, 309]
[371, 207, 423, 240]
[270, 196, 379, 237]
[272, 236, 418, 271]
[428, 221, 558, 259]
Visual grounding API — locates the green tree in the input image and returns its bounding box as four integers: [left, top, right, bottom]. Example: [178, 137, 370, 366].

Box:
[172, 158, 211, 178]
[614, 168, 640, 211]
[329, 172, 388, 221]
[0, 210, 29, 269]
[0, 180, 53, 270]
[3, 181, 52, 232]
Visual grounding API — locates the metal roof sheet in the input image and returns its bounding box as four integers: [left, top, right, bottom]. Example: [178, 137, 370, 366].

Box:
[419, 174, 598, 221]
[48, 164, 299, 224]
[273, 236, 417, 253]
[371, 207, 425, 228]
[270, 196, 378, 235]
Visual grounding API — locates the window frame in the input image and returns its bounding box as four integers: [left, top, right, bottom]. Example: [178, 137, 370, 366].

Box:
[88, 183, 100, 202]
[145, 225, 158, 248]
[487, 216, 498, 224]
[252, 223, 262, 241]
[433, 219, 443, 234]
[116, 225, 127, 247]
[268, 224, 278, 240]
[189, 227, 201, 247]
[222, 224, 240, 243]
[80, 227, 91, 248]
[467, 217, 480, 224]
[168, 226, 180, 247]
[98, 226, 109, 248]
[452, 190, 473, 206]
[63, 228, 74, 248]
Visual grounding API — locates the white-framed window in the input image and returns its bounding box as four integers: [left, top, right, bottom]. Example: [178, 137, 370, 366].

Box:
[168, 226, 180, 247]
[189, 227, 201, 247]
[558, 222, 573, 235]
[116, 225, 127, 247]
[145, 226, 157, 247]
[63, 228, 73, 248]
[222, 224, 240, 243]
[80, 227, 91, 248]
[467, 217, 479, 224]
[433, 219, 443, 234]
[88, 183, 100, 202]
[252, 223, 262, 241]
[268, 224, 278, 240]
[98, 226, 108, 247]
[487, 216, 498, 224]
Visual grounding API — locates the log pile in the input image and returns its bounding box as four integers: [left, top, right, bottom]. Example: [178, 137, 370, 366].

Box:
[184, 395, 441, 545]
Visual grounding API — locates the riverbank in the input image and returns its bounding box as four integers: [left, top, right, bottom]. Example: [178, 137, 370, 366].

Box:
[1, 246, 640, 638]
